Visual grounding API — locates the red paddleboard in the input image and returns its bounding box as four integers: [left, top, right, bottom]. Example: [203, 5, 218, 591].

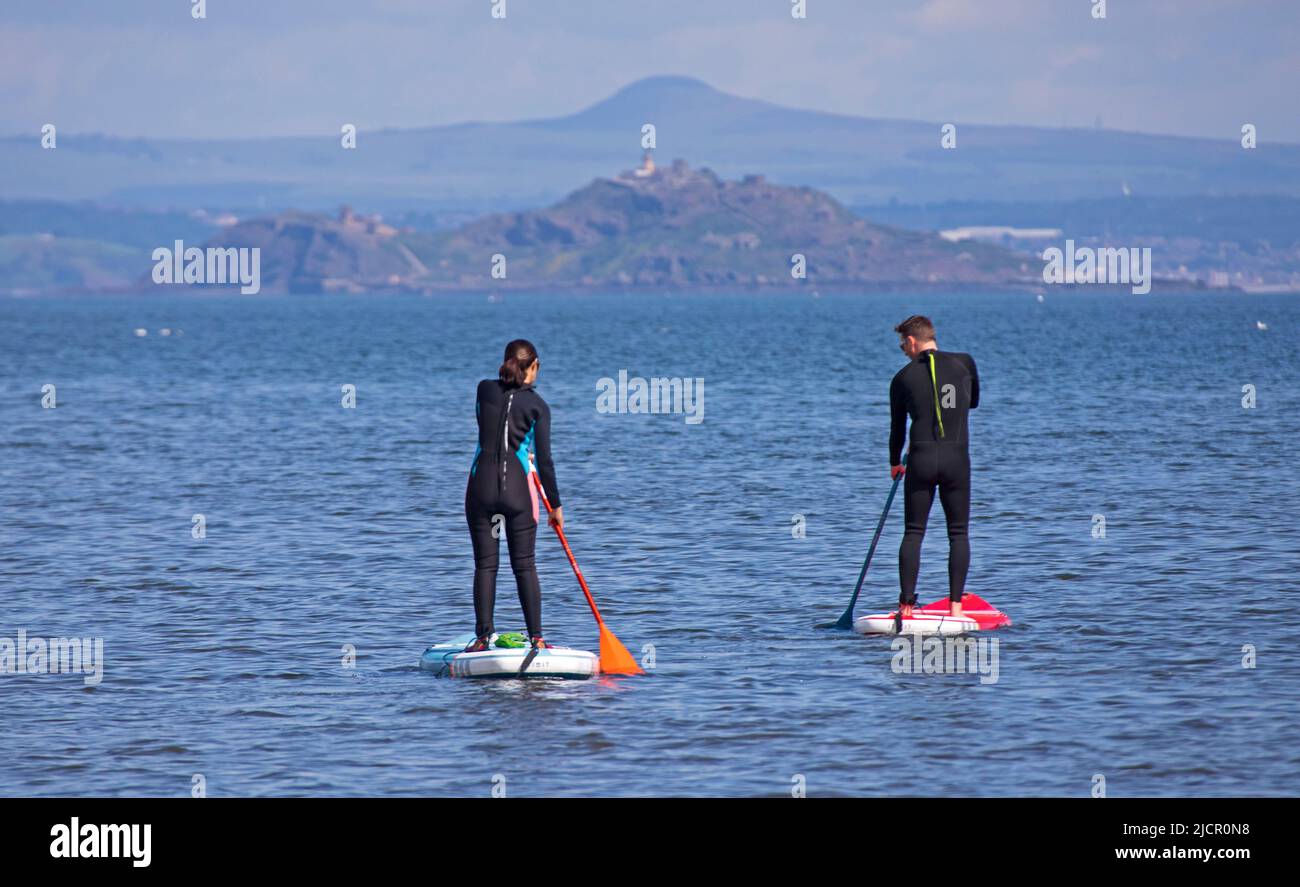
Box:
[854, 593, 1011, 635]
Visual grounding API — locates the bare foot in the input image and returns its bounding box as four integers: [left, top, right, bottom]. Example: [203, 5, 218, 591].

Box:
[949, 601, 963, 617]
[894, 602, 913, 634]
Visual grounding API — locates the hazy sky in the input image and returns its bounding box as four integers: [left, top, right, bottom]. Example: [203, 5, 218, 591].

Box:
[3, 0, 1297, 141]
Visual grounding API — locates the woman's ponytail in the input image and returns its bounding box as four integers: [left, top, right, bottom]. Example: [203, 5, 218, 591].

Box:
[498, 338, 539, 388]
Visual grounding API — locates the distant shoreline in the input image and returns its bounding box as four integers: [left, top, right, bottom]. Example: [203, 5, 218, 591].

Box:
[5, 281, 1283, 300]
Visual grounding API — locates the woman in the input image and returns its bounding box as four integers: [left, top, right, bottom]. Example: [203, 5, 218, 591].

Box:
[464, 339, 563, 652]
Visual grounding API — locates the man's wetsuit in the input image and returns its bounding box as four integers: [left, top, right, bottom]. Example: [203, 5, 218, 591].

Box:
[889, 349, 980, 605]
[466, 379, 561, 639]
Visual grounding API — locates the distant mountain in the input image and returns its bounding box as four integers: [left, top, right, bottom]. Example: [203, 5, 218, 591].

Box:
[200, 160, 1034, 293]
[155, 208, 424, 295]
[0, 200, 219, 295]
[0, 234, 141, 295]
[3, 76, 1297, 214]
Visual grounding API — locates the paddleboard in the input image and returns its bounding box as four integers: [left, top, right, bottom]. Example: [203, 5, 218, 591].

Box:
[854, 593, 1011, 636]
[420, 633, 599, 680]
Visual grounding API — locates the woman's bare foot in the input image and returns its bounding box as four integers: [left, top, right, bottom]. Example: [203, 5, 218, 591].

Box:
[949, 600, 963, 617]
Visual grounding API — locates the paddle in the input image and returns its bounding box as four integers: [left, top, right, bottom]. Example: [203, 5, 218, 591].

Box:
[832, 452, 907, 630]
[517, 644, 540, 676]
[530, 471, 642, 675]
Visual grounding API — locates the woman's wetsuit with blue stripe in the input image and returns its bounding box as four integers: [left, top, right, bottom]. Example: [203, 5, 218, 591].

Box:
[466, 379, 561, 639]
[889, 349, 980, 605]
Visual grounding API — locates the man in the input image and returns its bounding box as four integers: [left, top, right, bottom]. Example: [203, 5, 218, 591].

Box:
[889, 315, 980, 619]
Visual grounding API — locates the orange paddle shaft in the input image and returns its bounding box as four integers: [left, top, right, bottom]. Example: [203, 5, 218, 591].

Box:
[530, 471, 606, 626]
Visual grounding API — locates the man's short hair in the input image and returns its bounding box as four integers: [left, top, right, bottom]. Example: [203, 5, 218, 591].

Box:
[894, 315, 936, 341]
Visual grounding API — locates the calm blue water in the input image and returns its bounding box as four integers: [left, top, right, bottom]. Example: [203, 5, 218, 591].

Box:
[1, 290, 1297, 797]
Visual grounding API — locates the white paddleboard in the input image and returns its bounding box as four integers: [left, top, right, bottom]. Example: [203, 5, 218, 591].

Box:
[420, 634, 598, 680]
[854, 612, 979, 636]
[854, 593, 1011, 636]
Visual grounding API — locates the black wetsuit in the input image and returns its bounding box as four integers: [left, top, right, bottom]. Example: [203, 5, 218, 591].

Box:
[889, 349, 980, 605]
[465, 379, 561, 638]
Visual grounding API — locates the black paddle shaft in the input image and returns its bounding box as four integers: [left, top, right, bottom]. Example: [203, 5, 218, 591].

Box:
[834, 453, 907, 629]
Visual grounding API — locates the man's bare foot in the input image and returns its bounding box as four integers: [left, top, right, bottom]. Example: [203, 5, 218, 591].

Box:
[894, 602, 913, 634]
[949, 600, 963, 617]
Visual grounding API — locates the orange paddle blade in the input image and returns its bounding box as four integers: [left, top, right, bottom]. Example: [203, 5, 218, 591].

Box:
[598, 623, 642, 675]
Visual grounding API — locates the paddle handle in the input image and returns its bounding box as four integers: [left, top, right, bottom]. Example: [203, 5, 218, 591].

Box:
[531, 471, 606, 627]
